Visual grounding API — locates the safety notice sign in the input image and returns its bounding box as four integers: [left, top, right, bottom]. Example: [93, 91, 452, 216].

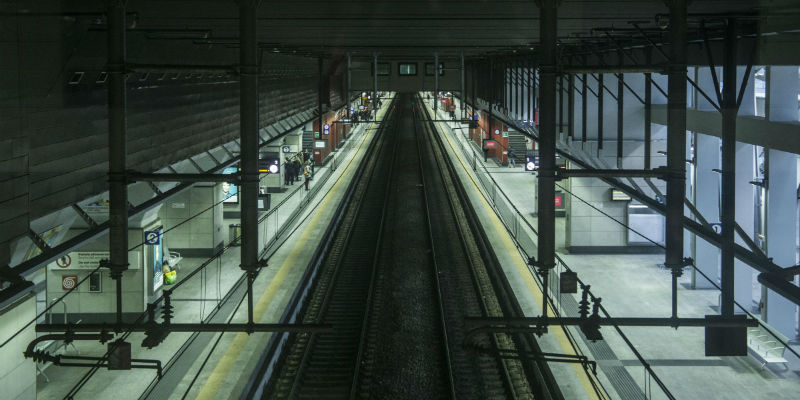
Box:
[56, 255, 72, 268]
[62, 275, 78, 291]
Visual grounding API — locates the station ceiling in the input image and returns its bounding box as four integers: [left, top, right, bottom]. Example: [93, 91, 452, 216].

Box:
[12, 0, 800, 62]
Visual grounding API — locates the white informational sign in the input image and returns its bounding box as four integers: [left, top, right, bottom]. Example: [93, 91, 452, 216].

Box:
[48, 251, 141, 270]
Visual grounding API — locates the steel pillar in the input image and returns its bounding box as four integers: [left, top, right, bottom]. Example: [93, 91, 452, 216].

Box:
[434, 52, 439, 111]
[616, 70, 624, 167]
[644, 69, 652, 169]
[461, 53, 465, 120]
[537, 0, 558, 327]
[373, 54, 378, 121]
[720, 19, 737, 316]
[238, 0, 262, 326]
[665, 0, 688, 319]
[318, 57, 323, 142]
[107, 0, 128, 327]
[567, 73, 574, 140]
[346, 53, 351, 118]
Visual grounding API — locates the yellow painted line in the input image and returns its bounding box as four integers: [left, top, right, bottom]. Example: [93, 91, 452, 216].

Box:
[195, 100, 394, 399]
[428, 104, 601, 400]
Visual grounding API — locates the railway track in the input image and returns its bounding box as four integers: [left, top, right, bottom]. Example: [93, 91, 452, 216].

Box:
[263, 94, 563, 400]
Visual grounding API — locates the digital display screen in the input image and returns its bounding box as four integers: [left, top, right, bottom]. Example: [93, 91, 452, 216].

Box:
[222, 167, 238, 203]
[151, 227, 164, 291]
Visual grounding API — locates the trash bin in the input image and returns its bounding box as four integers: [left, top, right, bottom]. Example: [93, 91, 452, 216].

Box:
[229, 224, 241, 246]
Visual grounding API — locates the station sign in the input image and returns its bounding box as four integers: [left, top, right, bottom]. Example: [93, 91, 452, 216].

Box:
[323, 124, 330, 136]
[555, 191, 565, 210]
[710, 222, 722, 234]
[282, 145, 291, 153]
[144, 230, 161, 245]
[483, 139, 497, 150]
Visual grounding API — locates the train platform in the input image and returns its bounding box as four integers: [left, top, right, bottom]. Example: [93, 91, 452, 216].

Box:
[34, 95, 396, 400]
[426, 97, 800, 400]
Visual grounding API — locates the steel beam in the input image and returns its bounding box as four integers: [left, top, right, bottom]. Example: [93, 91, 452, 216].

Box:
[464, 316, 757, 328]
[107, 0, 128, 328]
[127, 172, 239, 183]
[238, 0, 262, 326]
[561, 65, 666, 74]
[560, 168, 667, 179]
[665, 0, 689, 319]
[720, 19, 738, 317]
[35, 323, 331, 333]
[537, 0, 558, 329]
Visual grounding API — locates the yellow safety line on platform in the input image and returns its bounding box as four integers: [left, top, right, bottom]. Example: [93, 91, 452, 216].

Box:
[428, 103, 601, 400]
[195, 100, 392, 400]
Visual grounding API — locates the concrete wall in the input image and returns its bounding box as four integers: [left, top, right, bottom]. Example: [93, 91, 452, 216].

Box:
[565, 140, 667, 252]
[159, 184, 223, 257]
[0, 295, 36, 400]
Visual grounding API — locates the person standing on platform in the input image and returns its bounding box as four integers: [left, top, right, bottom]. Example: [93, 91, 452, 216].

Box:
[303, 161, 311, 191]
[292, 157, 301, 183]
[508, 146, 516, 168]
[284, 160, 292, 185]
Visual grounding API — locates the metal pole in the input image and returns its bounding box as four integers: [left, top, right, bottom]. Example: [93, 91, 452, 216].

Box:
[537, 0, 558, 328]
[318, 57, 323, 143]
[567, 72, 574, 140]
[346, 53, 351, 119]
[461, 53, 465, 120]
[434, 52, 439, 111]
[238, 0, 261, 328]
[107, 0, 128, 329]
[597, 73, 604, 151]
[644, 51, 652, 170]
[581, 70, 587, 144]
[666, 0, 688, 320]
[720, 18, 737, 317]
[373, 54, 377, 121]
[617, 58, 624, 168]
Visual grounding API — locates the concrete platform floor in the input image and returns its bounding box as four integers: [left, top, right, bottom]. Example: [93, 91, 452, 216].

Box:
[431, 97, 800, 400]
[34, 96, 395, 400]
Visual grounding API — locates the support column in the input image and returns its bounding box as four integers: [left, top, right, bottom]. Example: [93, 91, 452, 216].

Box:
[238, 0, 262, 327]
[536, 0, 558, 327]
[461, 53, 465, 120]
[720, 19, 737, 316]
[346, 53, 351, 118]
[107, 0, 129, 327]
[434, 52, 439, 111]
[644, 70, 652, 169]
[373, 54, 378, 121]
[768, 66, 800, 122]
[765, 149, 799, 337]
[665, 0, 688, 319]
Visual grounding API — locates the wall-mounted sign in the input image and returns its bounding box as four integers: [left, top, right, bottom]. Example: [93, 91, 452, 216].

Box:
[483, 140, 497, 150]
[282, 145, 291, 153]
[502, 131, 509, 138]
[144, 230, 161, 245]
[323, 124, 330, 136]
[56, 255, 72, 268]
[710, 222, 722, 234]
[315, 140, 327, 149]
[555, 191, 565, 210]
[62, 275, 78, 291]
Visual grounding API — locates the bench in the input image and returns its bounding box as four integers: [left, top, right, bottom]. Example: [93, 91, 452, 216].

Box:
[163, 243, 183, 270]
[747, 325, 789, 370]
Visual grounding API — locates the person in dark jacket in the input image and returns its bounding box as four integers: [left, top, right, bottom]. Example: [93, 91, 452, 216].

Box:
[508, 146, 516, 168]
[284, 160, 292, 185]
[292, 158, 301, 182]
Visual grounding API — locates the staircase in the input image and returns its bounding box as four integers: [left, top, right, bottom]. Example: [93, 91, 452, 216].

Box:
[507, 130, 528, 162]
[303, 126, 315, 151]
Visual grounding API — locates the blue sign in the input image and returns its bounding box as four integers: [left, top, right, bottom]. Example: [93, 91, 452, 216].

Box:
[144, 230, 161, 245]
[323, 123, 330, 135]
[710, 223, 722, 234]
[281, 145, 291, 153]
